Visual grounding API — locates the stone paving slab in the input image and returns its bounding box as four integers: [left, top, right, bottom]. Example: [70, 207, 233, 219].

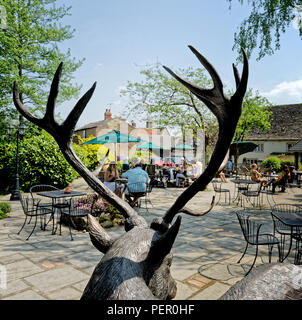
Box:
[0, 279, 29, 298]
[6, 259, 44, 282]
[46, 287, 82, 300]
[190, 282, 231, 300]
[174, 280, 200, 300]
[23, 265, 89, 293]
[2, 290, 47, 300]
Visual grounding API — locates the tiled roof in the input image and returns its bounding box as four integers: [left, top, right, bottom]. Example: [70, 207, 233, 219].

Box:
[246, 103, 302, 141]
[75, 119, 108, 131]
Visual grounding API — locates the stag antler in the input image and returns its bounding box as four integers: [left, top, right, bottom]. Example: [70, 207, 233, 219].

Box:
[13, 64, 136, 220]
[162, 46, 248, 224]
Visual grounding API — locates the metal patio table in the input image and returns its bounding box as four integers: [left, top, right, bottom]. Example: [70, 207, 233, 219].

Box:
[231, 179, 258, 202]
[271, 210, 302, 263]
[37, 190, 86, 234]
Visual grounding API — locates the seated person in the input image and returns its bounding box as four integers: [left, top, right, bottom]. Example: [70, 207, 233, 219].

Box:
[176, 160, 188, 187]
[122, 158, 130, 172]
[219, 171, 228, 183]
[266, 164, 291, 193]
[104, 161, 121, 195]
[123, 158, 149, 207]
[146, 163, 156, 178]
[227, 159, 233, 175]
[288, 166, 296, 184]
[250, 163, 268, 187]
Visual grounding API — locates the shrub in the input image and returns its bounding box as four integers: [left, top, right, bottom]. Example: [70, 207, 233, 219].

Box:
[280, 159, 294, 167]
[0, 201, 11, 219]
[261, 156, 281, 172]
[74, 135, 115, 171]
[0, 129, 91, 193]
[74, 195, 124, 229]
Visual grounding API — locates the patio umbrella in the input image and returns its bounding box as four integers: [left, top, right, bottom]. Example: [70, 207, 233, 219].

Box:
[230, 141, 258, 156]
[136, 142, 163, 150]
[81, 130, 142, 161]
[136, 142, 163, 162]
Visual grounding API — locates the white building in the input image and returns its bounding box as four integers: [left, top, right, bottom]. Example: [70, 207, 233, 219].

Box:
[238, 103, 302, 165]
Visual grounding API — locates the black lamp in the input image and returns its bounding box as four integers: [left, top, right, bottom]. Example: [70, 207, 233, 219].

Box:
[9, 122, 26, 201]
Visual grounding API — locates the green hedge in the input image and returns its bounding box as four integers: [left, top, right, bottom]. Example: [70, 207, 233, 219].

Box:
[0, 202, 11, 219]
[0, 128, 91, 193]
[261, 156, 281, 172]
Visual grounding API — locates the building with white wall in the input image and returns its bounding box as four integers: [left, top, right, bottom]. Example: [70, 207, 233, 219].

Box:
[238, 103, 302, 165]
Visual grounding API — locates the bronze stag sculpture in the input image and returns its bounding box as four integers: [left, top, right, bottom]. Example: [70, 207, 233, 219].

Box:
[13, 46, 251, 299]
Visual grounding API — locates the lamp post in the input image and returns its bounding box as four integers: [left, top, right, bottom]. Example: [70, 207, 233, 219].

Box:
[8, 122, 26, 201]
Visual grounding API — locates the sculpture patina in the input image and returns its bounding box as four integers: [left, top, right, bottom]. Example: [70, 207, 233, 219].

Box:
[13, 46, 252, 300]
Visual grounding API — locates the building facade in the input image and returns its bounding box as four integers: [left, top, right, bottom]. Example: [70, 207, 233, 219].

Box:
[238, 103, 302, 165]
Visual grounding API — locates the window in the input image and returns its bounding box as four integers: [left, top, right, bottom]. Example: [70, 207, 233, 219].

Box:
[254, 144, 264, 153]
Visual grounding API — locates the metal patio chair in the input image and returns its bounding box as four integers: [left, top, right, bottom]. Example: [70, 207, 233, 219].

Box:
[58, 194, 98, 240]
[18, 194, 52, 240]
[239, 183, 262, 208]
[236, 211, 281, 276]
[29, 184, 59, 209]
[271, 204, 302, 262]
[29, 184, 61, 230]
[212, 179, 230, 205]
[126, 182, 150, 213]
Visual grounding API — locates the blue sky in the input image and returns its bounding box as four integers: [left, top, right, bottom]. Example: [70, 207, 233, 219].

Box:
[56, 0, 302, 127]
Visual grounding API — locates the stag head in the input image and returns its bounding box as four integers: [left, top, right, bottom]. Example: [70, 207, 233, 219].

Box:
[13, 46, 248, 300]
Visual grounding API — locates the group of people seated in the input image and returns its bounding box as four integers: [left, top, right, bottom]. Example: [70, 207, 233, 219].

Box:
[101, 156, 205, 207]
[160, 158, 203, 187]
[102, 158, 149, 207]
[250, 163, 292, 193]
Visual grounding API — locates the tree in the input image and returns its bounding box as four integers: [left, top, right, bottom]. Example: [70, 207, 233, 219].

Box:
[0, 0, 84, 124]
[228, 0, 302, 60]
[232, 88, 272, 169]
[120, 64, 219, 160]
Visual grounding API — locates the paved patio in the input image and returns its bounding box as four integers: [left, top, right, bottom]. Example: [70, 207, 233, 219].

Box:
[0, 178, 301, 300]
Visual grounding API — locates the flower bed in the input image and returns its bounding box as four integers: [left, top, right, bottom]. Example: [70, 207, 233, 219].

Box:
[61, 194, 124, 230]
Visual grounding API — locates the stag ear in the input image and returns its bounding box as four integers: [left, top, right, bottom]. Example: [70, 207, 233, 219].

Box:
[147, 216, 181, 263]
[87, 215, 114, 253]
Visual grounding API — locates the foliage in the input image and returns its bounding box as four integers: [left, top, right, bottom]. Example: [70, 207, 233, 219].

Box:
[0, 0, 84, 122]
[0, 128, 90, 193]
[75, 194, 106, 215]
[280, 159, 295, 167]
[227, 0, 302, 60]
[120, 63, 218, 157]
[0, 201, 11, 219]
[233, 88, 272, 142]
[130, 150, 157, 164]
[74, 135, 115, 171]
[74, 194, 124, 228]
[99, 207, 125, 228]
[261, 156, 281, 171]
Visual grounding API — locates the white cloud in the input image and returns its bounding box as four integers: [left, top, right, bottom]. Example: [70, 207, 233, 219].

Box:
[261, 80, 302, 103]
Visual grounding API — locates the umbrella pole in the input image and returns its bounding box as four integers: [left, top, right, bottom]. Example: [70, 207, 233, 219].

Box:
[115, 143, 117, 162]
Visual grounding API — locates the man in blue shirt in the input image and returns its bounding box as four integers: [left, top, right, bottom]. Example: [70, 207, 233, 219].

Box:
[122, 158, 149, 207]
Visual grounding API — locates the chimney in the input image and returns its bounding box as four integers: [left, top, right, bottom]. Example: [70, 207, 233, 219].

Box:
[104, 108, 112, 120]
[131, 120, 136, 128]
[146, 121, 152, 129]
